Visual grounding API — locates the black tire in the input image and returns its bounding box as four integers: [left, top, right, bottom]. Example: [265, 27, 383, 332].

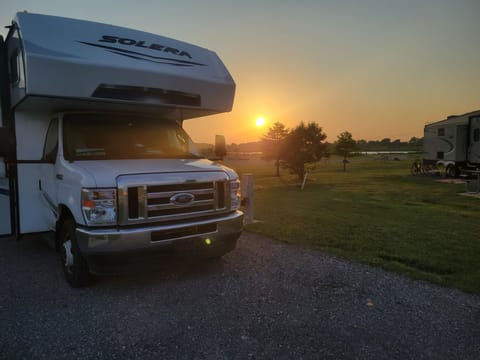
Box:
[446, 165, 458, 178]
[60, 219, 92, 287]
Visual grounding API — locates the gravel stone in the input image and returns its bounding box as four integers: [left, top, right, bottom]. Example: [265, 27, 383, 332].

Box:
[0, 232, 478, 359]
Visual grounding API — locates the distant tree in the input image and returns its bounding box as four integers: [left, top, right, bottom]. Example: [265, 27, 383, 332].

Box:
[280, 122, 327, 180]
[354, 137, 423, 152]
[408, 136, 423, 149]
[334, 131, 357, 156]
[367, 140, 377, 148]
[334, 131, 357, 172]
[228, 143, 239, 152]
[262, 122, 289, 176]
[356, 139, 367, 148]
[380, 138, 391, 147]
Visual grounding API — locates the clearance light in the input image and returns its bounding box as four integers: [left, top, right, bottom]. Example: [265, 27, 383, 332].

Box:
[230, 179, 241, 210]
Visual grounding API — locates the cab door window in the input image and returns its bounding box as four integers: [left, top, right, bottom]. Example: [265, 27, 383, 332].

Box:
[43, 118, 59, 162]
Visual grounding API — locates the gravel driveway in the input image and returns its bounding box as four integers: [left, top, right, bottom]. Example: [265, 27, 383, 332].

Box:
[0, 232, 479, 359]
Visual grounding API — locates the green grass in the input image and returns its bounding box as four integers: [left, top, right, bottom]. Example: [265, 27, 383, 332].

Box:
[225, 155, 480, 294]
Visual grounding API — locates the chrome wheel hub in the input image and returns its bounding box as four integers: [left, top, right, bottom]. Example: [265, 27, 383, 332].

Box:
[63, 239, 74, 268]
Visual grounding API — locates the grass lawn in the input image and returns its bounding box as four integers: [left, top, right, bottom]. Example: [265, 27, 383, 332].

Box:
[225, 155, 480, 294]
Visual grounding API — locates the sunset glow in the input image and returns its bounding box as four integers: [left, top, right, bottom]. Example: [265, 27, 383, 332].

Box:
[5, 2, 479, 145]
[255, 117, 266, 127]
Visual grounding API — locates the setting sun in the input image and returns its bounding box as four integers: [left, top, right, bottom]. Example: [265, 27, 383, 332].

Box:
[255, 117, 266, 127]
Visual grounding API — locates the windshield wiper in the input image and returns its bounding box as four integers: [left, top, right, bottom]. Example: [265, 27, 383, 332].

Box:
[182, 153, 203, 159]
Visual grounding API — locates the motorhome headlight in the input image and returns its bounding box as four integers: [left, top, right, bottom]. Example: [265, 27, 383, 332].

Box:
[230, 179, 241, 211]
[81, 189, 117, 226]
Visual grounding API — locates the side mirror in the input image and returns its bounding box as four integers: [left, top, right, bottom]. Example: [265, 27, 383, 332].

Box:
[214, 135, 226, 160]
[0, 127, 14, 159]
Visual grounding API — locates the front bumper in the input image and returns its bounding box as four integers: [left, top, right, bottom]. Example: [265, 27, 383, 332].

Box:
[76, 211, 243, 256]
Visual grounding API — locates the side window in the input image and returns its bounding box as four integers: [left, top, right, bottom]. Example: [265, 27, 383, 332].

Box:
[43, 119, 59, 162]
[9, 50, 19, 85]
[9, 49, 25, 88]
[437, 128, 445, 136]
[7, 26, 25, 89]
[473, 128, 480, 142]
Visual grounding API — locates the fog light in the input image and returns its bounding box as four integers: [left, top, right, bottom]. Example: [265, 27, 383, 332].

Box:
[204, 238, 212, 246]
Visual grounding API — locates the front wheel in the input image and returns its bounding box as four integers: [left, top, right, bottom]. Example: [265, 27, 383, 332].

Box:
[60, 219, 92, 287]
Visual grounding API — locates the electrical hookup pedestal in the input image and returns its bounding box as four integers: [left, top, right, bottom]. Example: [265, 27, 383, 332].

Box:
[241, 174, 254, 225]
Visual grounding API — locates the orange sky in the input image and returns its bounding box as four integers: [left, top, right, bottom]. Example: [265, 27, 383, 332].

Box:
[180, 1, 480, 144]
[2, 1, 480, 144]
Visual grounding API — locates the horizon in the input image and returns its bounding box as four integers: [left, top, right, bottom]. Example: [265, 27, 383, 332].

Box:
[1, 1, 479, 144]
[197, 136, 423, 148]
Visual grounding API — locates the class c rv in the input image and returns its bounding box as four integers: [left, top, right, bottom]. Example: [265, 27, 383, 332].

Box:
[423, 110, 480, 177]
[0, 12, 243, 287]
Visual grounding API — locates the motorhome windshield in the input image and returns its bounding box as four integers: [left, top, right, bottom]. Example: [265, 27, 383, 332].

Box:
[63, 114, 201, 161]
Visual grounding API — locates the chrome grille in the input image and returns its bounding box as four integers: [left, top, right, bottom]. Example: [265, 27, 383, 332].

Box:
[117, 172, 229, 225]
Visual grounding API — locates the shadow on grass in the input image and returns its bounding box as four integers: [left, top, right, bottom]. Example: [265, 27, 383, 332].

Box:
[378, 254, 455, 276]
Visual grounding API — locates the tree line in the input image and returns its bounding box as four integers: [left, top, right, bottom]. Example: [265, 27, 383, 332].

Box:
[197, 122, 423, 179]
[259, 122, 423, 179]
[227, 134, 422, 154]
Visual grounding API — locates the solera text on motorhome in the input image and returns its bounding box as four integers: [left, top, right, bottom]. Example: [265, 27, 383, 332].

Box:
[0, 13, 243, 287]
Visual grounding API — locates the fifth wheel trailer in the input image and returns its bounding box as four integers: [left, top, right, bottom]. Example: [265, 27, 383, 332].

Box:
[423, 110, 480, 177]
[0, 12, 243, 287]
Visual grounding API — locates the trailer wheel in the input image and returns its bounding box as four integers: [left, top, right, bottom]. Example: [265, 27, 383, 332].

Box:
[410, 163, 418, 176]
[446, 165, 458, 178]
[410, 160, 423, 176]
[60, 219, 91, 287]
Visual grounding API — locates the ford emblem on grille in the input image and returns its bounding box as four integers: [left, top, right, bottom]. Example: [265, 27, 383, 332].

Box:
[170, 192, 195, 205]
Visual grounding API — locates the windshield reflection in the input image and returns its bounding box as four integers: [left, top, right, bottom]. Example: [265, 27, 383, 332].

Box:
[63, 114, 201, 161]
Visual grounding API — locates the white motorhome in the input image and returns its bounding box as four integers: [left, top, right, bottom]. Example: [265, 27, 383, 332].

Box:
[0, 13, 243, 286]
[423, 110, 480, 177]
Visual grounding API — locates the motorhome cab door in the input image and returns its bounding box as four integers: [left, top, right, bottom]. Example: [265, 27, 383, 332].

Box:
[37, 118, 59, 231]
[468, 116, 480, 164]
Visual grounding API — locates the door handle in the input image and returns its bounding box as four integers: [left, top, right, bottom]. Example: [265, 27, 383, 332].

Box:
[56, 174, 63, 180]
